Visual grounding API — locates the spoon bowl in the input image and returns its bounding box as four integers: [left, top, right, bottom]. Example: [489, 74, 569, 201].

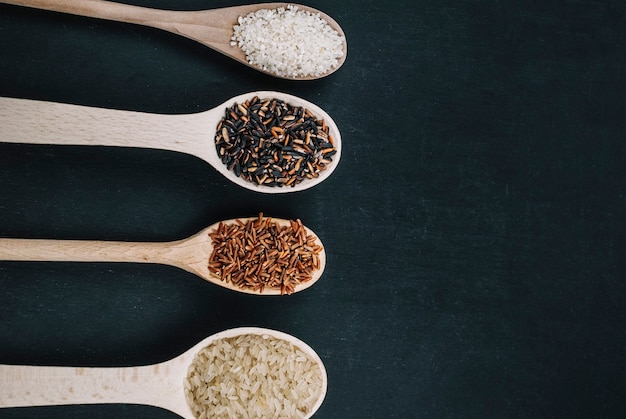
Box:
[0, 91, 342, 193]
[1, 0, 347, 80]
[0, 215, 326, 295]
[0, 327, 328, 418]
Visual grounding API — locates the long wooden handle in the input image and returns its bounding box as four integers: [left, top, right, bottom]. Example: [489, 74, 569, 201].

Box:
[0, 0, 174, 26]
[0, 0, 252, 64]
[0, 363, 185, 413]
[0, 97, 208, 156]
[0, 364, 149, 408]
[0, 237, 167, 264]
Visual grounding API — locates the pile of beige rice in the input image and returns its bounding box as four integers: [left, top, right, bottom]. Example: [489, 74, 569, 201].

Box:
[184, 333, 324, 418]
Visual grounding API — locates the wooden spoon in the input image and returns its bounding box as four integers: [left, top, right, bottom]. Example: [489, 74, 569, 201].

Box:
[0, 216, 326, 295]
[0, 0, 347, 80]
[0, 327, 328, 418]
[0, 91, 342, 193]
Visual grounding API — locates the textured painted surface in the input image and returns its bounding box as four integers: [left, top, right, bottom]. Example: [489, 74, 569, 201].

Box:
[0, 1, 624, 417]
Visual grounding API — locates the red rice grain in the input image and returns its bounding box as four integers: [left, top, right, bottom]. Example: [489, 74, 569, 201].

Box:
[208, 213, 323, 295]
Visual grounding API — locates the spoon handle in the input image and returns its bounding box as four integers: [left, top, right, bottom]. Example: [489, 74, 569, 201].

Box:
[0, 0, 286, 72]
[0, 237, 170, 265]
[1, 0, 177, 26]
[0, 96, 209, 157]
[0, 363, 181, 411]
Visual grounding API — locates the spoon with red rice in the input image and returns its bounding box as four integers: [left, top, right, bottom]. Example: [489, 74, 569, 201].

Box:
[0, 214, 326, 295]
[0, 327, 328, 418]
[1, 0, 347, 80]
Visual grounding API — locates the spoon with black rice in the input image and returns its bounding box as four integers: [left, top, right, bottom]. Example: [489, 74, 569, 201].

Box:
[0, 91, 341, 193]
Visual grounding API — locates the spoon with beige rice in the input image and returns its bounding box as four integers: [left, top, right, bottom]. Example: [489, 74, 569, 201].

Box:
[0, 327, 328, 418]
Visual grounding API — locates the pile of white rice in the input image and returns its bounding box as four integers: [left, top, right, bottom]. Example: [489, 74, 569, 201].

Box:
[231, 5, 344, 78]
[184, 333, 324, 418]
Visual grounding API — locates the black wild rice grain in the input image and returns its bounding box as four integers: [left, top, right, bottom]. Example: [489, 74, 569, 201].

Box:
[215, 97, 336, 187]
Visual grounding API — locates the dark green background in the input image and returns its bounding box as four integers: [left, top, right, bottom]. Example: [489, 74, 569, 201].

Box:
[1, 1, 624, 417]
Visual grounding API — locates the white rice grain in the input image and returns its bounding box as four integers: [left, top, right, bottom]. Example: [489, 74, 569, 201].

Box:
[231, 5, 344, 78]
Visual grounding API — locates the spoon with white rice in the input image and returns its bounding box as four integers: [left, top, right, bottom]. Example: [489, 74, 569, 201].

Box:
[0, 91, 342, 193]
[0, 327, 328, 418]
[1, 0, 347, 80]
